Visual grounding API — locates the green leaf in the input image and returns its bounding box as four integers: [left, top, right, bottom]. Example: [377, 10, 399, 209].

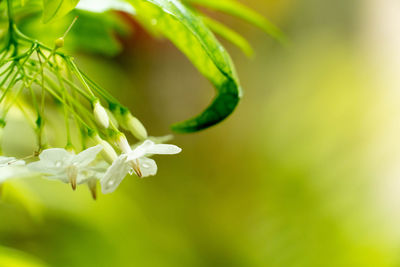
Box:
[202, 16, 254, 57]
[19, 10, 130, 56]
[42, 0, 80, 23]
[185, 0, 287, 45]
[131, 0, 242, 133]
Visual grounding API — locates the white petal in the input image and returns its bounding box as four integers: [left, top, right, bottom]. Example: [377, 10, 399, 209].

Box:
[77, 171, 95, 185]
[126, 140, 154, 160]
[148, 135, 174, 144]
[72, 145, 103, 167]
[27, 161, 67, 183]
[27, 161, 63, 175]
[145, 144, 182, 155]
[0, 156, 11, 165]
[0, 166, 29, 183]
[138, 157, 157, 177]
[11, 160, 25, 166]
[27, 161, 47, 172]
[0, 156, 25, 167]
[100, 155, 131, 194]
[45, 173, 69, 183]
[88, 161, 109, 173]
[39, 148, 73, 166]
[77, 161, 109, 184]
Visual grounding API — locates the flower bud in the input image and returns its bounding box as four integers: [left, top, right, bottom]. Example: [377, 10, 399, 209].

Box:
[93, 100, 110, 129]
[115, 134, 131, 154]
[93, 135, 117, 164]
[55, 37, 64, 49]
[123, 113, 148, 140]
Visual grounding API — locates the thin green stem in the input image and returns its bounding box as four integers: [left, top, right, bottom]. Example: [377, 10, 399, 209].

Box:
[66, 64, 87, 150]
[0, 66, 20, 105]
[61, 76, 93, 101]
[2, 82, 24, 118]
[0, 62, 16, 88]
[0, 46, 13, 62]
[25, 59, 93, 101]
[65, 58, 95, 98]
[0, 62, 14, 76]
[12, 25, 68, 58]
[52, 55, 73, 146]
[0, 44, 36, 64]
[26, 75, 93, 132]
[36, 49, 46, 151]
[62, 16, 78, 39]
[65, 91, 97, 130]
[80, 71, 119, 104]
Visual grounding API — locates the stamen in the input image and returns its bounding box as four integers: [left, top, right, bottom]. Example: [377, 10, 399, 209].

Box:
[136, 159, 142, 177]
[67, 165, 78, 190]
[88, 179, 97, 200]
[129, 160, 142, 178]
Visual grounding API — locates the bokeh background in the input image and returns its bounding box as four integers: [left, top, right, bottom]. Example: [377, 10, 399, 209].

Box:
[2, 0, 400, 266]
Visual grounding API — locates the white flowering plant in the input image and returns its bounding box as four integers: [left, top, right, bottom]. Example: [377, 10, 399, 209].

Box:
[0, 0, 283, 198]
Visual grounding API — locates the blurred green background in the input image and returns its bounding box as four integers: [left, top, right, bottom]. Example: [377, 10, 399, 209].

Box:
[2, 0, 400, 266]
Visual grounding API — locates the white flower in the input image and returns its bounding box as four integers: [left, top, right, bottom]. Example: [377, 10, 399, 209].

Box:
[101, 139, 181, 194]
[0, 156, 27, 183]
[28, 145, 103, 190]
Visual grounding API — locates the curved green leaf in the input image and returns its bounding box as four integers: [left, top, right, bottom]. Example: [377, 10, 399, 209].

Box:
[130, 0, 242, 133]
[185, 0, 287, 45]
[42, 0, 79, 23]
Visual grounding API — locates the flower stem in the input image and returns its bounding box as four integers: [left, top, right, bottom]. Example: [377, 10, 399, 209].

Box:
[65, 58, 95, 98]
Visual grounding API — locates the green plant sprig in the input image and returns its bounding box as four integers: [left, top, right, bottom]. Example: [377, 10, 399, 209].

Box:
[0, 15, 140, 155]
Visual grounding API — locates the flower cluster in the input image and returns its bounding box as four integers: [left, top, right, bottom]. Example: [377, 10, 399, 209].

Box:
[1, 138, 181, 199]
[0, 19, 182, 199]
